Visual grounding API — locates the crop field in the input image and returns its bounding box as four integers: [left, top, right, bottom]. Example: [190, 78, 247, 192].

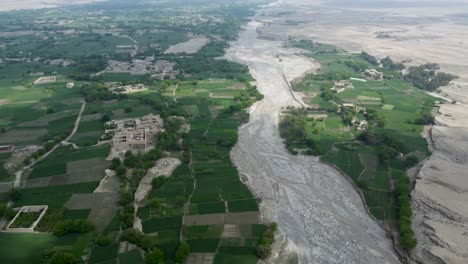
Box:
[0, 233, 57, 263]
[15, 181, 100, 208]
[0, 2, 265, 263]
[139, 79, 262, 261]
[29, 145, 110, 179]
[0, 68, 84, 146]
[89, 244, 119, 264]
[9, 211, 41, 228]
[288, 42, 434, 225]
[118, 249, 144, 264]
[0, 152, 12, 182]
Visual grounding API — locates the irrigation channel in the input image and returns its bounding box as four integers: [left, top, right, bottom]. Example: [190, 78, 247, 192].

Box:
[226, 17, 401, 264]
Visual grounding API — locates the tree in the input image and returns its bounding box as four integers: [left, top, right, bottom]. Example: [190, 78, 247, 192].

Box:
[101, 114, 111, 122]
[151, 177, 167, 189]
[48, 252, 78, 264]
[53, 219, 94, 236]
[175, 241, 191, 263]
[175, 196, 186, 207]
[256, 244, 271, 259]
[404, 155, 419, 168]
[145, 248, 164, 264]
[149, 198, 161, 210]
[110, 158, 121, 170]
[8, 188, 21, 201]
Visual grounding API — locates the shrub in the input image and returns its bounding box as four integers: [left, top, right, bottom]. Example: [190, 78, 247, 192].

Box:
[48, 252, 78, 264]
[121, 228, 154, 251]
[404, 155, 419, 168]
[96, 235, 113, 246]
[145, 248, 164, 264]
[175, 241, 191, 263]
[8, 188, 22, 201]
[53, 219, 94, 236]
[151, 177, 167, 189]
[256, 222, 277, 259]
[256, 244, 271, 259]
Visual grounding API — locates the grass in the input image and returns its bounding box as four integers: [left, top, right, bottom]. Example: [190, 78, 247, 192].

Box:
[186, 239, 220, 252]
[142, 216, 182, 233]
[63, 209, 91, 220]
[228, 199, 258, 212]
[0, 3, 264, 263]
[118, 249, 144, 264]
[29, 145, 110, 178]
[0, 233, 57, 264]
[214, 250, 258, 264]
[289, 46, 433, 222]
[190, 201, 226, 215]
[183, 225, 224, 240]
[89, 244, 119, 264]
[15, 182, 100, 208]
[0, 153, 12, 182]
[9, 211, 41, 228]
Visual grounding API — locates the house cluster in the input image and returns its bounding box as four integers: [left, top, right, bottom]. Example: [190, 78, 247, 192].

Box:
[108, 83, 148, 94]
[341, 104, 369, 131]
[0, 145, 14, 153]
[365, 69, 384, 80]
[101, 57, 177, 79]
[331, 80, 354, 93]
[104, 114, 164, 153]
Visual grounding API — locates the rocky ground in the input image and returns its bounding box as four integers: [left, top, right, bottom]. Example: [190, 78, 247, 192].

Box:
[226, 14, 400, 264]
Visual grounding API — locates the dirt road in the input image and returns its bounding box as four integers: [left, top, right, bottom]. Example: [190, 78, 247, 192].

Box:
[14, 101, 86, 188]
[226, 19, 400, 264]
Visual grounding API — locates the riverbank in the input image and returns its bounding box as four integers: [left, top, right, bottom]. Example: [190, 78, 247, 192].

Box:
[226, 15, 400, 264]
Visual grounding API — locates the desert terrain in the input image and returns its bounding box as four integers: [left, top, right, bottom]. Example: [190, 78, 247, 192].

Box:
[230, 0, 468, 263]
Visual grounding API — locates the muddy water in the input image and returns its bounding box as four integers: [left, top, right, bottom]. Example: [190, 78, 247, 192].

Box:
[226, 19, 401, 264]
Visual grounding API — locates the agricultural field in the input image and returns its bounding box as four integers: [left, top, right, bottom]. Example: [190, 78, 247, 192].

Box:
[0, 233, 57, 263]
[284, 40, 435, 244]
[0, 1, 268, 263]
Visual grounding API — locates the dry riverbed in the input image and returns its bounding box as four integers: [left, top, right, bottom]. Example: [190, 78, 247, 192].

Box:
[226, 17, 400, 264]
[241, 1, 468, 263]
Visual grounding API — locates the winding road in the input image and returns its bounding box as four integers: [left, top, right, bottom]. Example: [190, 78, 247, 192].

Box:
[13, 100, 86, 188]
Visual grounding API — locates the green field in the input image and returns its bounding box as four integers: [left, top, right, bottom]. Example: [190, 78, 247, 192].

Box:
[287, 41, 434, 226]
[29, 145, 110, 179]
[0, 233, 57, 263]
[15, 181, 100, 208]
[0, 1, 266, 263]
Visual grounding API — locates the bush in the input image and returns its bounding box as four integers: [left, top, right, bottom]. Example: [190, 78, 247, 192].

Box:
[96, 235, 113, 246]
[53, 219, 94, 236]
[48, 252, 78, 264]
[175, 241, 191, 263]
[151, 177, 167, 189]
[145, 248, 164, 264]
[110, 158, 121, 170]
[121, 228, 154, 251]
[395, 175, 417, 249]
[404, 155, 419, 168]
[256, 222, 277, 259]
[256, 244, 271, 259]
[8, 188, 22, 201]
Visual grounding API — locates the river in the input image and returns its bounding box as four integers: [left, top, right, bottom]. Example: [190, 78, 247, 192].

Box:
[226, 16, 401, 264]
